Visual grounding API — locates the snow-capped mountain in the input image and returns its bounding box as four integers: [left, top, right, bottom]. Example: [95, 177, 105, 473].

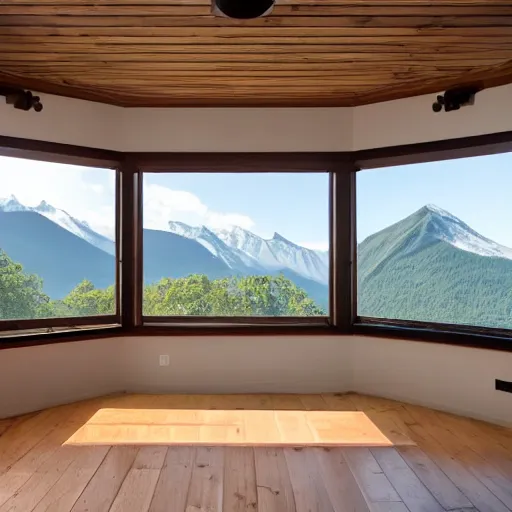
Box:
[0, 195, 115, 256]
[358, 205, 512, 328]
[423, 204, 512, 260]
[0, 195, 27, 212]
[167, 221, 266, 274]
[0, 196, 328, 281]
[214, 226, 329, 284]
[167, 220, 329, 284]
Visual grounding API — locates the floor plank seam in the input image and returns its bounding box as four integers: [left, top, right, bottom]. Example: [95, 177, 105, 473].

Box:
[68, 445, 112, 511]
[181, 446, 197, 511]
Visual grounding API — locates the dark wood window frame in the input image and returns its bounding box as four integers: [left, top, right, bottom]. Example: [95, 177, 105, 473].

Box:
[0, 136, 121, 340]
[352, 129, 512, 353]
[127, 153, 353, 333]
[0, 131, 511, 353]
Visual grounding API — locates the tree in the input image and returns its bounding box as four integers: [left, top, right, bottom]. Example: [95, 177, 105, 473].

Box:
[234, 274, 324, 316]
[0, 250, 51, 320]
[0, 247, 324, 320]
[144, 275, 214, 316]
[61, 280, 115, 316]
[143, 273, 325, 316]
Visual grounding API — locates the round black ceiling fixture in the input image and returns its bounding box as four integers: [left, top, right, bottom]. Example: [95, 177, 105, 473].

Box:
[214, 0, 275, 19]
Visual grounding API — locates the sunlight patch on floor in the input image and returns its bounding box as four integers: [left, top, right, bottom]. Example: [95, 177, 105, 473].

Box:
[64, 408, 414, 447]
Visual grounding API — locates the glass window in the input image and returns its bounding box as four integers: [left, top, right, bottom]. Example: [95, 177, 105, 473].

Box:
[142, 173, 329, 317]
[0, 156, 116, 320]
[357, 152, 512, 330]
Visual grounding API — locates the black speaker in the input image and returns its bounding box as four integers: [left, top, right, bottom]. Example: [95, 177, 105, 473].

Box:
[432, 86, 480, 113]
[1, 87, 43, 112]
[214, 0, 275, 19]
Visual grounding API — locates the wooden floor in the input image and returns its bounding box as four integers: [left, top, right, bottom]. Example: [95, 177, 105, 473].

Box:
[0, 393, 510, 512]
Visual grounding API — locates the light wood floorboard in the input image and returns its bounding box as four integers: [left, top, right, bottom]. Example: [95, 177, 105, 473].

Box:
[0, 393, 509, 512]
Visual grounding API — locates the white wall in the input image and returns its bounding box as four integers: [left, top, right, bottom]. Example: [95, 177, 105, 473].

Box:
[353, 83, 512, 150]
[349, 336, 512, 426]
[0, 98, 353, 152]
[0, 338, 123, 418]
[2, 83, 511, 152]
[0, 335, 350, 418]
[121, 335, 350, 395]
[120, 335, 511, 426]
[115, 107, 352, 152]
[2, 334, 510, 427]
[0, 95, 119, 151]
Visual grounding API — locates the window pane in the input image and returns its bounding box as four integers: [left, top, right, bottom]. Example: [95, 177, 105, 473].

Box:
[142, 173, 329, 317]
[357, 152, 512, 330]
[0, 156, 116, 320]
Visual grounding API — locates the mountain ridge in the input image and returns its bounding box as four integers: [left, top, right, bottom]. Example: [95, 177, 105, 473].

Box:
[0, 211, 115, 298]
[0, 195, 115, 256]
[3, 196, 512, 328]
[358, 204, 512, 329]
[169, 220, 329, 284]
[0, 197, 328, 284]
[0, 207, 329, 307]
[360, 204, 512, 263]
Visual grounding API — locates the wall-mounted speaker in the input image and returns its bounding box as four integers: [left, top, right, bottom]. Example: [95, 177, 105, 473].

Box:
[0, 87, 43, 112]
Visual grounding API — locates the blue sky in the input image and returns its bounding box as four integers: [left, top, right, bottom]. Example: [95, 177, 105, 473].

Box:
[2, 151, 511, 249]
[144, 173, 330, 249]
[0, 156, 116, 238]
[357, 152, 512, 246]
[0, 157, 330, 249]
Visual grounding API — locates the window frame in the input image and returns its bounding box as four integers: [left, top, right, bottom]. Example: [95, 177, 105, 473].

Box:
[0, 131, 511, 352]
[128, 153, 352, 330]
[352, 130, 512, 352]
[0, 136, 121, 336]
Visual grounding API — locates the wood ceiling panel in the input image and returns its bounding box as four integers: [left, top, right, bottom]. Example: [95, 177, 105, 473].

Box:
[0, 35, 510, 45]
[3, 0, 512, 4]
[2, 26, 511, 36]
[1, 53, 507, 64]
[3, 15, 512, 27]
[3, 5, 512, 15]
[0, 0, 511, 107]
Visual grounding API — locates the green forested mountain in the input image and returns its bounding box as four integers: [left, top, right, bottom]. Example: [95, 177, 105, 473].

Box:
[0, 213, 234, 298]
[6, 202, 510, 328]
[0, 209, 328, 317]
[0, 211, 114, 298]
[143, 228, 232, 283]
[0, 211, 328, 306]
[358, 206, 512, 329]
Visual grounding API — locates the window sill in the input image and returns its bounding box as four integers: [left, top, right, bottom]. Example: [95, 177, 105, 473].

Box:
[353, 320, 512, 353]
[3, 320, 511, 352]
[0, 323, 342, 349]
[130, 324, 340, 336]
[0, 325, 124, 350]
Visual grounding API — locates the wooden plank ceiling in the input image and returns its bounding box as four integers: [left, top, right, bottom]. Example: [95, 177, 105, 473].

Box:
[0, 0, 512, 107]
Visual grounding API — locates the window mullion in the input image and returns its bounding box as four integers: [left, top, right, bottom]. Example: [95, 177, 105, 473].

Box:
[120, 157, 143, 328]
[332, 165, 357, 331]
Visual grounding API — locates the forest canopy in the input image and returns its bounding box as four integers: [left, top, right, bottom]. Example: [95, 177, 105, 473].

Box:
[0, 250, 325, 320]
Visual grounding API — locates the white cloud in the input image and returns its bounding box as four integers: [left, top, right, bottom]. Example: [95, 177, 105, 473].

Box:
[89, 184, 105, 195]
[80, 206, 116, 239]
[143, 183, 207, 231]
[299, 241, 329, 251]
[143, 181, 254, 232]
[0, 155, 115, 238]
[204, 211, 254, 231]
[0, 157, 255, 240]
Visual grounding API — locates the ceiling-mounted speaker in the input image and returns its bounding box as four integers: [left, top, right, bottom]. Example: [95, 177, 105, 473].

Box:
[213, 0, 275, 19]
